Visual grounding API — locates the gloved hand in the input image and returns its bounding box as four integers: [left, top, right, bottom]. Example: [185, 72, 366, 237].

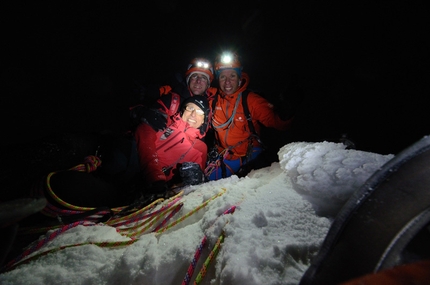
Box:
[207, 146, 220, 164]
[277, 83, 305, 121]
[179, 162, 207, 186]
[129, 106, 167, 132]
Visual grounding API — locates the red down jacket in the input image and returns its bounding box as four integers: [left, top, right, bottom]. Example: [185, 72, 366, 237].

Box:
[134, 113, 207, 184]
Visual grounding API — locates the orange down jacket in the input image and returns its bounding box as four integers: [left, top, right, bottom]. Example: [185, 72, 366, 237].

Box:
[211, 72, 293, 160]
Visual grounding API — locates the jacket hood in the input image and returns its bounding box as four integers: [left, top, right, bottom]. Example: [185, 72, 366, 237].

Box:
[219, 72, 250, 98]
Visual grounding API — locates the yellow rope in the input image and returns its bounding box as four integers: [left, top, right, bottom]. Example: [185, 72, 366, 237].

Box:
[106, 197, 165, 226]
[44, 158, 125, 213]
[155, 188, 226, 234]
[194, 232, 224, 284]
[111, 191, 184, 235]
[44, 158, 185, 216]
[12, 188, 228, 274]
[127, 205, 175, 238]
[6, 239, 139, 272]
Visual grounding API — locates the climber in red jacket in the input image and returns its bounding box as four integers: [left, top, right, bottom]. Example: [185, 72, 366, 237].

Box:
[134, 95, 211, 195]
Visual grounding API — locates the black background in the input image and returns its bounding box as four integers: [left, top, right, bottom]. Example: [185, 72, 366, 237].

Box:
[3, 1, 430, 155]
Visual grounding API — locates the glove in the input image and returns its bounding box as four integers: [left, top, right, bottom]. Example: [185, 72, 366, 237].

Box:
[142, 109, 168, 132]
[129, 105, 167, 132]
[179, 162, 207, 186]
[207, 146, 220, 164]
[277, 82, 305, 121]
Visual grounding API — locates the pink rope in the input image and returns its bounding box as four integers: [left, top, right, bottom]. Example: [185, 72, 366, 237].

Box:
[1, 221, 93, 272]
[152, 203, 183, 233]
[182, 236, 207, 285]
[109, 196, 182, 228]
[182, 205, 236, 285]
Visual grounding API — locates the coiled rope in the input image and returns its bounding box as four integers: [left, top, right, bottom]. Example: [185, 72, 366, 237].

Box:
[43, 155, 125, 215]
[2, 187, 227, 274]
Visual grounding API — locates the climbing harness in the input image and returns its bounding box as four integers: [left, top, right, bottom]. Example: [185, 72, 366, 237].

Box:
[207, 90, 265, 178]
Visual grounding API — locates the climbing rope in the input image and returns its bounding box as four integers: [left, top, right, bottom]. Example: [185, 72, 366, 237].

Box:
[194, 232, 225, 285]
[3, 173, 229, 280]
[182, 204, 236, 285]
[44, 155, 125, 214]
[155, 188, 227, 234]
[1, 221, 138, 273]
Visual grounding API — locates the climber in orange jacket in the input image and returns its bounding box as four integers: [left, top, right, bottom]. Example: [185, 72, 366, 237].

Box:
[207, 52, 301, 180]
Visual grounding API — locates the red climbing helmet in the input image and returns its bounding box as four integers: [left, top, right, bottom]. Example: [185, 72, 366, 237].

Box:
[214, 52, 243, 79]
[185, 58, 214, 84]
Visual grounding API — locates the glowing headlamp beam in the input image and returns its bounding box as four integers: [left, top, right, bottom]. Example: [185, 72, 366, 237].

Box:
[221, 54, 233, 64]
[196, 61, 209, 69]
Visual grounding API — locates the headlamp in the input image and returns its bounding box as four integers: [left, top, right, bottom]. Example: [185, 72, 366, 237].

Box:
[196, 61, 210, 69]
[185, 57, 214, 83]
[214, 52, 242, 78]
[220, 54, 234, 65]
[188, 60, 211, 71]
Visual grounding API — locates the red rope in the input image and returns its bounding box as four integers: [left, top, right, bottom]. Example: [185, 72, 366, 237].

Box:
[182, 205, 236, 285]
[152, 202, 183, 233]
[1, 221, 91, 272]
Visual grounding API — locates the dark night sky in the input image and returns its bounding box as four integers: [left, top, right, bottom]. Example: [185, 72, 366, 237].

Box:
[3, 1, 430, 155]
